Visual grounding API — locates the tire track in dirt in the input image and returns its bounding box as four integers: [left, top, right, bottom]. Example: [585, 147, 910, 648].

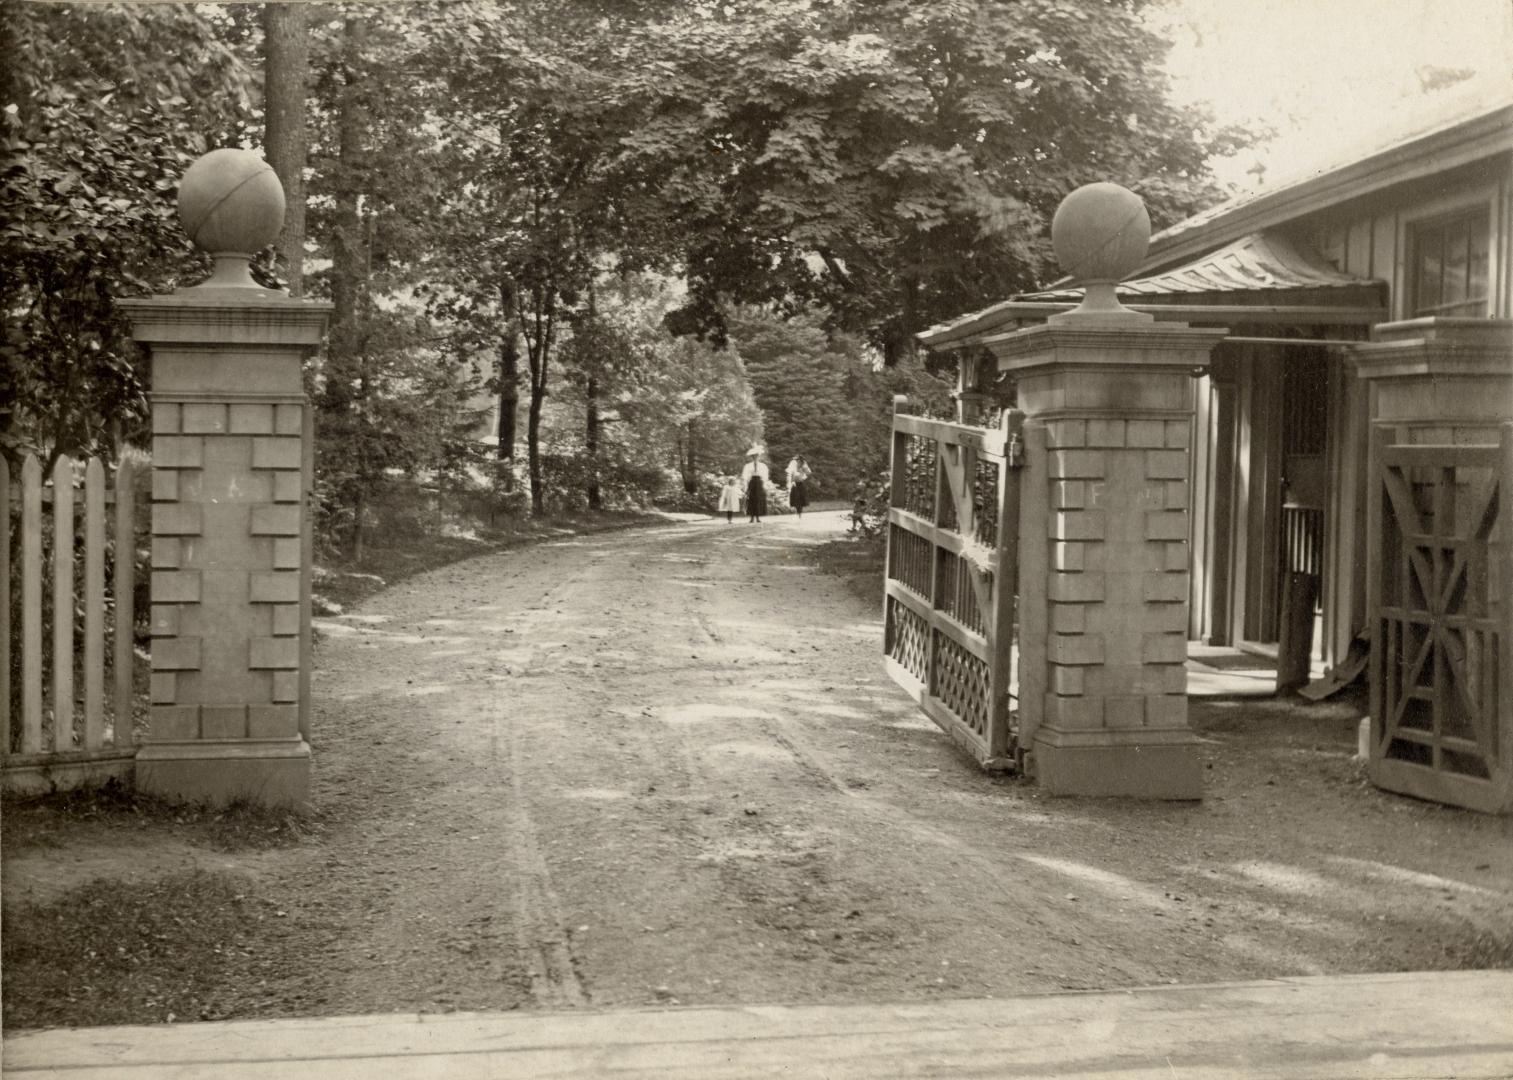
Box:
[497, 698, 590, 1008]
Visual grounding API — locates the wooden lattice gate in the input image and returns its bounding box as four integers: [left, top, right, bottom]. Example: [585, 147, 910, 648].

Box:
[883, 405, 1024, 770]
[1367, 427, 1512, 813]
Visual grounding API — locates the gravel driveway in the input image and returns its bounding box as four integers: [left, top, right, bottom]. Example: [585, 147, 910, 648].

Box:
[7, 509, 1510, 1025]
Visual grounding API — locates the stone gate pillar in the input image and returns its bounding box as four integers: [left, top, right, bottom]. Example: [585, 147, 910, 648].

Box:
[121, 149, 330, 808]
[984, 184, 1225, 798]
[1351, 318, 1513, 812]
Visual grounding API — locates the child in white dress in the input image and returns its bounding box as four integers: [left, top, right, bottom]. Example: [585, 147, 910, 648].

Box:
[718, 476, 742, 523]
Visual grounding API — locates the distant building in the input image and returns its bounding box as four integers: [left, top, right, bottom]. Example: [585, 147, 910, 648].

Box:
[920, 91, 1513, 677]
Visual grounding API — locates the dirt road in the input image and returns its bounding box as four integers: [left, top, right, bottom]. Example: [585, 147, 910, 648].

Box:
[10, 509, 1508, 1027]
[268, 509, 1509, 1016]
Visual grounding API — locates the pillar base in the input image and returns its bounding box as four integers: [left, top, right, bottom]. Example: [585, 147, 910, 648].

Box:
[135, 740, 311, 810]
[1031, 727, 1202, 799]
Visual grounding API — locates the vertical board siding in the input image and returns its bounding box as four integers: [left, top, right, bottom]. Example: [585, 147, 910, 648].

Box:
[1346, 220, 1372, 276]
[1189, 375, 1213, 640]
[1500, 166, 1512, 318]
[1230, 351, 1253, 646]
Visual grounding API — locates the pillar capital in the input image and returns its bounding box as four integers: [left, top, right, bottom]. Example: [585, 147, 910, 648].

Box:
[1350, 317, 1513, 429]
[984, 323, 1228, 420]
[119, 295, 331, 348]
[987, 322, 1228, 374]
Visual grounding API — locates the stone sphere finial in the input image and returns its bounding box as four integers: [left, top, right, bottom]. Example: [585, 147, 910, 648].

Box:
[177, 149, 285, 290]
[1049, 182, 1152, 324]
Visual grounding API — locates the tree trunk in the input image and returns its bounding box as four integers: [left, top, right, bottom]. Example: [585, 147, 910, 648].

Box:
[586, 370, 601, 510]
[683, 423, 699, 493]
[352, 209, 376, 559]
[527, 380, 545, 516]
[893, 274, 921, 367]
[522, 285, 555, 518]
[352, 485, 365, 564]
[497, 283, 518, 466]
[262, 3, 308, 297]
[584, 283, 601, 511]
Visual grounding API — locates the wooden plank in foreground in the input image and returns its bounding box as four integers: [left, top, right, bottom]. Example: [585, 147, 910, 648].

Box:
[6, 971, 1513, 1079]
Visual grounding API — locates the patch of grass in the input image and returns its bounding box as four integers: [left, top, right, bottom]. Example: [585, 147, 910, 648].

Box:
[2, 781, 321, 854]
[3, 868, 330, 1029]
[805, 533, 886, 606]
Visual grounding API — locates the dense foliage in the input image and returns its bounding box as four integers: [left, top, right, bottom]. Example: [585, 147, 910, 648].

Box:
[1, 1, 254, 468]
[6, 0, 1248, 543]
[615, 0, 1245, 360]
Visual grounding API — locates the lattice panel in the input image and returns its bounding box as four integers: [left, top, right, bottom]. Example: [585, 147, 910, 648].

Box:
[1376, 450, 1504, 785]
[888, 524, 932, 598]
[934, 550, 984, 635]
[887, 597, 930, 684]
[931, 631, 990, 736]
[899, 435, 937, 519]
[973, 457, 1000, 546]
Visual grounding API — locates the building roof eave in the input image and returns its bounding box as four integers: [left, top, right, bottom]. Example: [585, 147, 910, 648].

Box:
[1138, 99, 1513, 276]
[919, 233, 1386, 350]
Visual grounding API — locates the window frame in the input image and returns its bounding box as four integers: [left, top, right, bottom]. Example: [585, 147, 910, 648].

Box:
[1399, 185, 1499, 320]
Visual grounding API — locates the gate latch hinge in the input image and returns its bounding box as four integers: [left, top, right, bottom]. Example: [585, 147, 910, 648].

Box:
[1007, 433, 1025, 469]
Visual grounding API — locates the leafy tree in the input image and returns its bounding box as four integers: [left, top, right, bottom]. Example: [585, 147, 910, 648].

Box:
[728, 305, 945, 499]
[417, 1, 680, 515]
[556, 273, 762, 504]
[1, 1, 254, 467]
[312, 303, 489, 560]
[303, 8, 459, 553]
[728, 307, 861, 496]
[616, 0, 1249, 361]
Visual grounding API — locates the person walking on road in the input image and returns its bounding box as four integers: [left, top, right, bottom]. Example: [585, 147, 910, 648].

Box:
[741, 446, 769, 523]
[718, 475, 742, 523]
[786, 454, 812, 518]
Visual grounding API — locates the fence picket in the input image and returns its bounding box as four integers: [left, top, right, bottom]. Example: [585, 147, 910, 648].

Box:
[52, 455, 75, 750]
[85, 457, 105, 750]
[1, 461, 10, 744]
[4, 452, 143, 792]
[114, 458, 135, 747]
[21, 454, 43, 753]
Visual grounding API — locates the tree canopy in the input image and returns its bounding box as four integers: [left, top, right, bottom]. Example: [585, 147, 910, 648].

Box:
[6, 0, 1250, 528]
[614, 0, 1245, 360]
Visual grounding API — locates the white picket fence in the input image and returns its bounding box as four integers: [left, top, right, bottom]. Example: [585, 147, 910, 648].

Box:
[2, 452, 142, 794]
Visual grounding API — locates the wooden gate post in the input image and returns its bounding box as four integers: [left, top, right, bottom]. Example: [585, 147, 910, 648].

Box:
[1352, 318, 1513, 813]
[983, 184, 1225, 798]
[120, 150, 331, 809]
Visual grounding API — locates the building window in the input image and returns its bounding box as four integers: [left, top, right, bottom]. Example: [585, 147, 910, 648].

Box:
[1411, 206, 1490, 316]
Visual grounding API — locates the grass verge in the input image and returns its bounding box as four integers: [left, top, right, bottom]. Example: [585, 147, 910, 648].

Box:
[805, 532, 886, 606]
[2, 780, 321, 854]
[3, 869, 339, 1029]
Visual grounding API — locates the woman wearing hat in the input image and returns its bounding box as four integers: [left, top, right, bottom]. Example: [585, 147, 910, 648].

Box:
[740, 445, 770, 523]
[786, 454, 812, 518]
